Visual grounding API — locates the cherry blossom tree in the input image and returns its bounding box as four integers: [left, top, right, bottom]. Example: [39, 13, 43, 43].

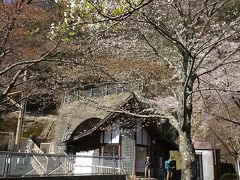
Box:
[207, 95, 240, 178]
[50, 0, 240, 179]
[0, 0, 59, 105]
[193, 65, 240, 178]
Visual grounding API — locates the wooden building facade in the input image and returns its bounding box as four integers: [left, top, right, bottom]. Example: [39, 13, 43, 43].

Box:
[55, 92, 178, 178]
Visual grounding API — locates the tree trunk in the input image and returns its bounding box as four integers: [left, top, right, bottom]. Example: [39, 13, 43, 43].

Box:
[179, 131, 197, 180]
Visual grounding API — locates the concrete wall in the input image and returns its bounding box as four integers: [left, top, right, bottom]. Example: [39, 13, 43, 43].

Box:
[2, 175, 125, 180]
[196, 150, 214, 180]
[55, 93, 132, 144]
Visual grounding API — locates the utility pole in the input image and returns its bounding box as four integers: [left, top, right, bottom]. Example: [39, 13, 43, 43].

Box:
[14, 94, 26, 151]
[14, 70, 27, 151]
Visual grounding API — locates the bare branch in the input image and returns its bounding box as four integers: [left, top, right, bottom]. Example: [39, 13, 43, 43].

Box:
[192, 87, 240, 95]
[1, 69, 24, 100]
[0, 40, 60, 75]
[88, 0, 153, 22]
[210, 128, 236, 158]
[216, 116, 240, 126]
[197, 45, 240, 77]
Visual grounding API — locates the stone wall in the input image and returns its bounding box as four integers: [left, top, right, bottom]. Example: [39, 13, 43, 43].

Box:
[54, 92, 132, 144]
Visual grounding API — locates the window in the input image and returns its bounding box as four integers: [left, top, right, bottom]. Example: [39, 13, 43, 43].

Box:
[100, 129, 119, 144]
[136, 146, 147, 162]
[136, 128, 149, 145]
[103, 145, 119, 156]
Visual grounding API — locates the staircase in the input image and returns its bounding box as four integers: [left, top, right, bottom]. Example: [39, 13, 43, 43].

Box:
[25, 139, 47, 176]
[24, 140, 70, 176]
[44, 142, 72, 175]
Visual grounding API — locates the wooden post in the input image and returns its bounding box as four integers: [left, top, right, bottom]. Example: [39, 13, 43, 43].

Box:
[14, 94, 26, 151]
[131, 143, 136, 179]
[14, 70, 27, 151]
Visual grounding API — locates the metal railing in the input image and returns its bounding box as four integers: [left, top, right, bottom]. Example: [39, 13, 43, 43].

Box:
[26, 139, 44, 154]
[26, 139, 48, 173]
[72, 155, 125, 176]
[40, 142, 66, 155]
[40, 142, 70, 174]
[0, 151, 125, 177]
[64, 80, 145, 103]
[63, 79, 173, 103]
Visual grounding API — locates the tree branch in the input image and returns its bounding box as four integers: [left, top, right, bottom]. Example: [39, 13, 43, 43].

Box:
[88, 0, 153, 22]
[197, 45, 240, 77]
[0, 40, 60, 75]
[210, 128, 236, 158]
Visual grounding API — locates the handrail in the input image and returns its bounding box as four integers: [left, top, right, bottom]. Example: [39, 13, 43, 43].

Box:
[27, 139, 48, 172]
[40, 142, 67, 155]
[27, 139, 44, 154]
[51, 142, 67, 155]
[0, 151, 125, 177]
[40, 142, 70, 174]
[23, 164, 43, 177]
[48, 164, 68, 175]
[49, 142, 71, 172]
[33, 156, 47, 173]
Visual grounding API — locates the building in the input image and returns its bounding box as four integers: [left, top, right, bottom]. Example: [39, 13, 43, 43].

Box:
[55, 91, 178, 178]
[194, 142, 221, 180]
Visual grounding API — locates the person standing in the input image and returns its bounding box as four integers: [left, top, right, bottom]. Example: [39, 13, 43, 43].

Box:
[145, 156, 151, 178]
[165, 159, 174, 180]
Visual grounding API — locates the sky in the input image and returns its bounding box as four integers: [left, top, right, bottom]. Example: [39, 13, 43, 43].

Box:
[3, 0, 13, 4]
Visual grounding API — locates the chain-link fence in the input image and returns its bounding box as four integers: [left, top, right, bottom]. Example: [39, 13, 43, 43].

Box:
[0, 151, 125, 178]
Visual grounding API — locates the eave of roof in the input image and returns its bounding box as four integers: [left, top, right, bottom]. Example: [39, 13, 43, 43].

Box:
[63, 92, 134, 143]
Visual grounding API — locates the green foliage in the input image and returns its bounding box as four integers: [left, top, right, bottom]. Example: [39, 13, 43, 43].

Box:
[170, 151, 182, 170]
[68, 31, 77, 36]
[220, 173, 238, 180]
[28, 27, 40, 35]
[112, 7, 122, 16]
[49, 0, 144, 40]
[23, 122, 45, 138]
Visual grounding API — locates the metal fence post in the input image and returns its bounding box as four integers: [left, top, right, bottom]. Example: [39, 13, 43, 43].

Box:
[3, 153, 11, 178]
[113, 157, 116, 175]
[46, 156, 48, 174]
[3, 153, 7, 178]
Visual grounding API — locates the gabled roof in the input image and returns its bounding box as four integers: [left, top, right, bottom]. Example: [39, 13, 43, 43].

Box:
[59, 92, 178, 151]
[147, 123, 179, 150]
[56, 92, 134, 143]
